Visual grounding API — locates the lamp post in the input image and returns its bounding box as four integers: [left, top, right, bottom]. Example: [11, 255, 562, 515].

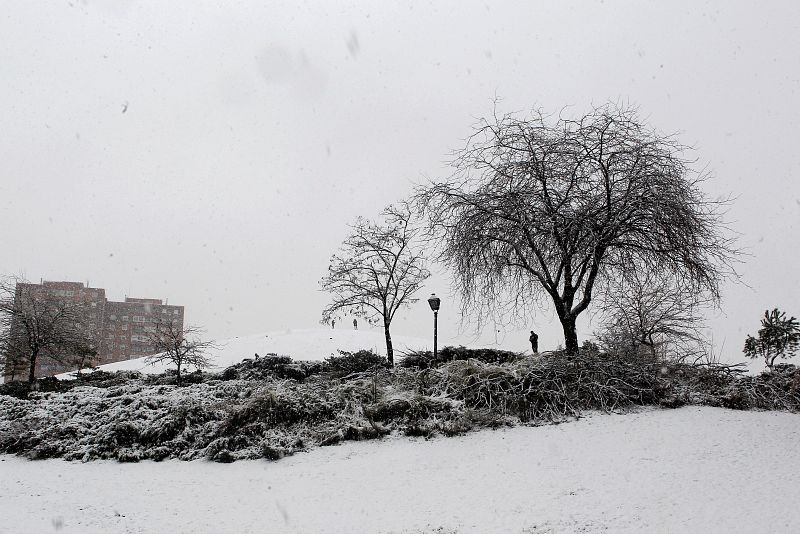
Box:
[427, 293, 441, 360]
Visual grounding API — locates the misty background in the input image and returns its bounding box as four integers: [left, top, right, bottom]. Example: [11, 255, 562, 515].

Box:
[2, 1, 799, 359]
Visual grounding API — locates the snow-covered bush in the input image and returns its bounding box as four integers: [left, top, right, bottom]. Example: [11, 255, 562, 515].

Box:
[220, 354, 324, 381]
[415, 353, 666, 421]
[1, 351, 799, 463]
[398, 346, 522, 369]
[0, 380, 31, 399]
[323, 349, 386, 377]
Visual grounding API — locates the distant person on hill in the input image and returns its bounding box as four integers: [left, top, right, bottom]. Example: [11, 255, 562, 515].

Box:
[353, 318, 358, 330]
[331, 319, 335, 329]
[529, 331, 539, 353]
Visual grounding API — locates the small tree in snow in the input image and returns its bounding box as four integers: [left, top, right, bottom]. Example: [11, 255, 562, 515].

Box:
[743, 308, 800, 370]
[320, 204, 430, 367]
[146, 317, 216, 385]
[72, 344, 99, 377]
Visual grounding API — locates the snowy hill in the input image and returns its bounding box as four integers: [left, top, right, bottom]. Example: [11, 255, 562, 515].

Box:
[70, 328, 433, 376]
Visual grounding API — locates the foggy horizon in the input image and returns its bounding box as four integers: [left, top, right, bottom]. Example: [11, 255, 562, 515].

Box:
[3, 1, 799, 359]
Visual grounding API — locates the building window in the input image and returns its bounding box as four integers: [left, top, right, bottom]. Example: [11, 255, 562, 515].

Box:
[122, 316, 129, 321]
[132, 316, 145, 323]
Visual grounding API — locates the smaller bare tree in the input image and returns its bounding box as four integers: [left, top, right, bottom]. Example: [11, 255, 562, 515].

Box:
[146, 317, 217, 385]
[320, 204, 430, 366]
[595, 270, 709, 363]
[71, 343, 99, 377]
[0, 277, 96, 383]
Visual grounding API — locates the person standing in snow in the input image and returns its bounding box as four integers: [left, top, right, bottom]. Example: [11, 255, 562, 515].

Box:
[529, 330, 539, 353]
[353, 318, 358, 330]
[332, 319, 335, 329]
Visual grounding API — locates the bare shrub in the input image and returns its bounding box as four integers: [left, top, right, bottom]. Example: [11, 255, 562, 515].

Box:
[594, 270, 710, 364]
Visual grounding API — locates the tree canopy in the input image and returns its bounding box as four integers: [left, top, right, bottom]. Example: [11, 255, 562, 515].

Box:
[415, 104, 736, 353]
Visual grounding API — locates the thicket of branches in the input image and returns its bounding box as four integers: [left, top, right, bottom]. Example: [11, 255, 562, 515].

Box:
[594, 270, 710, 364]
[415, 104, 736, 353]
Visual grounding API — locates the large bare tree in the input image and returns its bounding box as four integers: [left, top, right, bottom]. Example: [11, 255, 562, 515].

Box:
[0, 277, 96, 383]
[320, 204, 430, 366]
[146, 316, 217, 385]
[415, 104, 736, 354]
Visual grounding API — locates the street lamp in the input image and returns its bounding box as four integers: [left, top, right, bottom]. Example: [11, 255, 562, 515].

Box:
[427, 293, 441, 360]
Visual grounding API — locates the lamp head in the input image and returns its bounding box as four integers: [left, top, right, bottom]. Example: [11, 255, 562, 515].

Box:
[427, 293, 441, 312]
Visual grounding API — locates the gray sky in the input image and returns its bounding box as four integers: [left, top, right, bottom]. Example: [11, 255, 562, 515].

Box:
[2, 1, 799, 358]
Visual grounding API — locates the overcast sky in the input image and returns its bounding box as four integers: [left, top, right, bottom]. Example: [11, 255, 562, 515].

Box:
[2, 1, 799, 358]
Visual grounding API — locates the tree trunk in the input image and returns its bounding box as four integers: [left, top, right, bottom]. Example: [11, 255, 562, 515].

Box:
[176, 361, 182, 386]
[647, 335, 657, 362]
[560, 316, 579, 355]
[27, 351, 38, 384]
[384, 322, 394, 367]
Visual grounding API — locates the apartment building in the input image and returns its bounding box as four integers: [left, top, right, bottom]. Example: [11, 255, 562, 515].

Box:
[102, 297, 184, 364]
[3, 280, 184, 380]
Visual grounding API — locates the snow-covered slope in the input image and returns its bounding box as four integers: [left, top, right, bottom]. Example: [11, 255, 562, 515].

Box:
[71, 328, 432, 376]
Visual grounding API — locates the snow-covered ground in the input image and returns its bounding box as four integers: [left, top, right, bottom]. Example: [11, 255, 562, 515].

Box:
[2, 406, 799, 533]
[63, 328, 434, 376]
